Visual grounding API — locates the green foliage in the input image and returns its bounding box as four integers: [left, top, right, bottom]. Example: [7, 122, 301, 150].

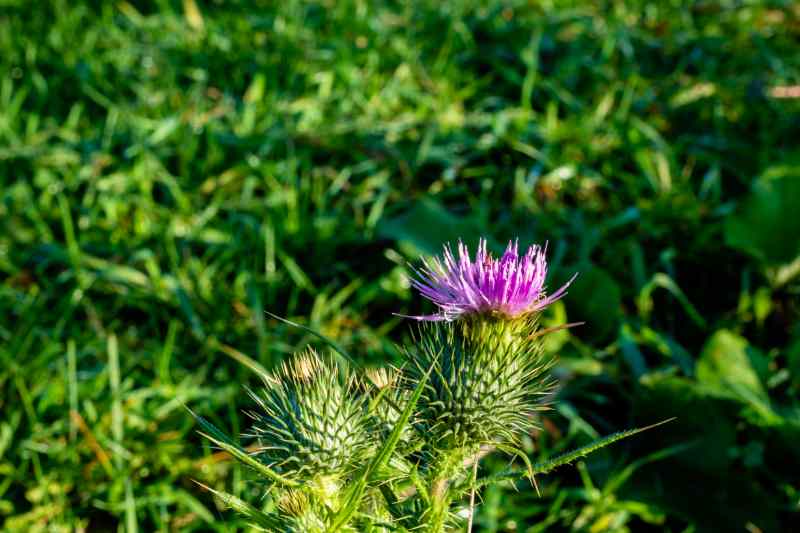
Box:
[696, 330, 775, 420]
[2, 0, 799, 531]
[561, 266, 622, 342]
[378, 197, 489, 257]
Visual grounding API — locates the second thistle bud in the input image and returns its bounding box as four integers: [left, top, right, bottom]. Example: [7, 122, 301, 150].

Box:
[245, 350, 370, 494]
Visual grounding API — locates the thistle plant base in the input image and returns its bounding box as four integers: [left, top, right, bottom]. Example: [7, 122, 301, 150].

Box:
[193, 240, 667, 531]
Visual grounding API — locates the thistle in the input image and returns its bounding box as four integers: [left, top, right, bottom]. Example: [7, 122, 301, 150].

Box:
[193, 237, 667, 532]
[401, 240, 575, 529]
[405, 239, 569, 451]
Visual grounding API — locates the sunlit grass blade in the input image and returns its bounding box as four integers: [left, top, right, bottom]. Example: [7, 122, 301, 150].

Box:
[207, 337, 271, 383]
[125, 479, 139, 533]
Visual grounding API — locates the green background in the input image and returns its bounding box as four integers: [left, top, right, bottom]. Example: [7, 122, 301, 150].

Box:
[2, 0, 800, 531]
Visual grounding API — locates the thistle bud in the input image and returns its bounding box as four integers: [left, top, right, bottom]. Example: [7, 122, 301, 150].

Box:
[245, 350, 370, 490]
[275, 490, 327, 532]
[408, 315, 554, 452]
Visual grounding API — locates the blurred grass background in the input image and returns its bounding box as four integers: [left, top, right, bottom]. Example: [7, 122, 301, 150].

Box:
[2, 0, 800, 531]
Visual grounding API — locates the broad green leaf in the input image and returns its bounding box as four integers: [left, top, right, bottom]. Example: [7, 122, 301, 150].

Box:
[562, 265, 621, 341]
[636, 375, 736, 472]
[377, 197, 487, 257]
[696, 330, 777, 423]
[725, 175, 800, 267]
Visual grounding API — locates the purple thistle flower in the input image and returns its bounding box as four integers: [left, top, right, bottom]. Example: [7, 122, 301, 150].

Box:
[406, 238, 577, 321]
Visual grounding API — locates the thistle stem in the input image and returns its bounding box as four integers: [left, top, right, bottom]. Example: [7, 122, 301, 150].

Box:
[427, 478, 451, 533]
[466, 457, 479, 533]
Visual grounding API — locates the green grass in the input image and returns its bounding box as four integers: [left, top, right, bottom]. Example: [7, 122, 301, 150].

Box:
[2, 0, 800, 531]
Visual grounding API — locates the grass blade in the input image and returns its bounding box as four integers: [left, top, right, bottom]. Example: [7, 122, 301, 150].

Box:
[125, 479, 139, 533]
[108, 334, 123, 471]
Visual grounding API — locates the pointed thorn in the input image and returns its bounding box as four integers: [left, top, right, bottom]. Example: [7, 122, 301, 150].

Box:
[528, 322, 585, 339]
